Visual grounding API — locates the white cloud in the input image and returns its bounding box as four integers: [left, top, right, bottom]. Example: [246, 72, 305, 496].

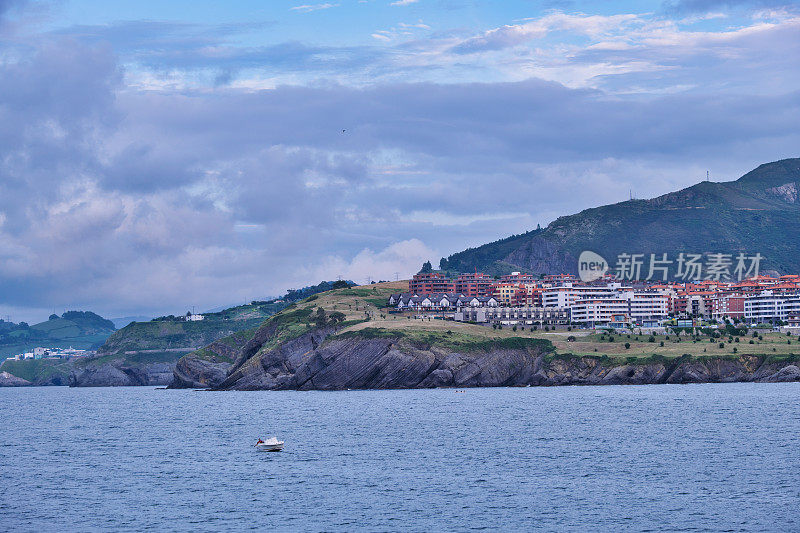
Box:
[290, 3, 339, 13]
[311, 239, 438, 285]
[391, 0, 419, 5]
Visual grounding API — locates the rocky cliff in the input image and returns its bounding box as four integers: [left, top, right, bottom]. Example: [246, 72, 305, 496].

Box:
[69, 360, 175, 387]
[214, 328, 552, 390]
[171, 326, 800, 390]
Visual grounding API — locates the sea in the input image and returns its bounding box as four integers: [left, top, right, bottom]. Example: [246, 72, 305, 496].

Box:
[1, 383, 799, 532]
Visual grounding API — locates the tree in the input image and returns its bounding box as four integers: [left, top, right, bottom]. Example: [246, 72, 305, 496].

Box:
[625, 342, 630, 349]
[331, 280, 350, 290]
[49, 314, 58, 320]
[420, 261, 433, 273]
[328, 311, 346, 324]
[313, 307, 327, 327]
[439, 258, 449, 270]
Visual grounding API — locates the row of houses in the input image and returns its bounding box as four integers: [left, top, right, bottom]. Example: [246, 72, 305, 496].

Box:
[401, 271, 800, 326]
[389, 293, 499, 310]
[455, 306, 571, 325]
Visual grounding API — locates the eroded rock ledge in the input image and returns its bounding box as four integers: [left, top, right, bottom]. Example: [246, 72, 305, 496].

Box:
[169, 328, 800, 391]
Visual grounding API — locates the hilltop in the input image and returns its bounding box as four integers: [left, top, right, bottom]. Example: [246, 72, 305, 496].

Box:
[170, 281, 800, 390]
[439, 158, 800, 276]
[0, 311, 116, 359]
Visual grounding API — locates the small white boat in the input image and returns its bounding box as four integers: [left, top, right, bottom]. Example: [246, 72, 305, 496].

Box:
[254, 437, 284, 452]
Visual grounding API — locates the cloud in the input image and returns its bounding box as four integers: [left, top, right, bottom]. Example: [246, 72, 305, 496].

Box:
[451, 13, 640, 54]
[662, 0, 800, 13]
[311, 239, 438, 284]
[49, 9, 800, 95]
[54, 20, 387, 87]
[391, 0, 419, 5]
[290, 3, 339, 13]
[2, 33, 798, 320]
[1, 3, 798, 322]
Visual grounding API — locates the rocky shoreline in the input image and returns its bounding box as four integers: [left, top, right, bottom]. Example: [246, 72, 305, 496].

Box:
[168, 328, 800, 391]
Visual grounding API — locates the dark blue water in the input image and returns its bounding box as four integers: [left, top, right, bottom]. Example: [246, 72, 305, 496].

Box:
[1, 384, 799, 531]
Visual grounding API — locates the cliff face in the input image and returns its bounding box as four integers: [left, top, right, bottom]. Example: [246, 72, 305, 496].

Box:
[69, 361, 175, 387]
[214, 329, 551, 391]
[172, 326, 800, 390]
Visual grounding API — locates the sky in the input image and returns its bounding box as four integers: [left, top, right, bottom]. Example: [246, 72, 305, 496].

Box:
[0, 0, 798, 322]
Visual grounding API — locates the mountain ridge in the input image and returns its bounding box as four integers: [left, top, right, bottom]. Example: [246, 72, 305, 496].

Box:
[439, 158, 800, 277]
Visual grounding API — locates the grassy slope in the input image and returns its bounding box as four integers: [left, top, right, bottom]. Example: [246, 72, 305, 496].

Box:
[0, 359, 71, 383]
[98, 318, 267, 354]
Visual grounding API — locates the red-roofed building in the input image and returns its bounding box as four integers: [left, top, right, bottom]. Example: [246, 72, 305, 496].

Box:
[409, 272, 454, 295]
[499, 272, 538, 284]
[454, 272, 495, 297]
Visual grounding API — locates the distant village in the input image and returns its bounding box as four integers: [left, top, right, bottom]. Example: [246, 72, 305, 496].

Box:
[5, 346, 93, 363]
[388, 271, 800, 330]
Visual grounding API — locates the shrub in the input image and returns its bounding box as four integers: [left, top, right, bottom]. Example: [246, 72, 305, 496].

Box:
[648, 336, 656, 343]
[567, 336, 576, 342]
[719, 343, 725, 348]
[733, 347, 738, 353]
[734, 337, 739, 343]
[659, 341, 664, 347]
[625, 342, 631, 349]
[749, 340, 755, 344]
[512, 325, 517, 332]
[608, 337, 614, 342]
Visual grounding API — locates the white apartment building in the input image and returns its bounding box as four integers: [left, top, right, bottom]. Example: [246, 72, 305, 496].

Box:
[542, 283, 628, 308]
[569, 299, 629, 324]
[628, 291, 669, 321]
[744, 291, 800, 322]
[543, 283, 668, 325]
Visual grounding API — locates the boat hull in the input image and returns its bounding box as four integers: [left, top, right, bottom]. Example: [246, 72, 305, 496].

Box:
[255, 443, 284, 452]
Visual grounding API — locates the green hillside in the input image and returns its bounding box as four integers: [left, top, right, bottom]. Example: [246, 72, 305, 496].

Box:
[437, 158, 800, 277]
[94, 280, 355, 357]
[0, 311, 117, 358]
